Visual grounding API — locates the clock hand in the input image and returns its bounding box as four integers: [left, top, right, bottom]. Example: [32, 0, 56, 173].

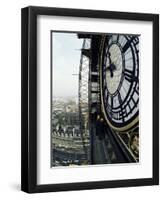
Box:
[105, 52, 113, 68]
[105, 51, 122, 78]
[108, 51, 112, 65]
[108, 63, 116, 78]
[105, 51, 112, 70]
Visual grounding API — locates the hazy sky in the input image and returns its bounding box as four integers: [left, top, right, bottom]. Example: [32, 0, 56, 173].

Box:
[52, 32, 83, 99]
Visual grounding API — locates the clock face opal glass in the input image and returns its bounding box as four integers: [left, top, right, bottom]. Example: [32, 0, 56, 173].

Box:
[101, 34, 139, 130]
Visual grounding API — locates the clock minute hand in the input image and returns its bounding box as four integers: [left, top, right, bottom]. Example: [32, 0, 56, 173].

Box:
[105, 51, 117, 77]
[105, 51, 112, 71]
[108, 52, 112, 64]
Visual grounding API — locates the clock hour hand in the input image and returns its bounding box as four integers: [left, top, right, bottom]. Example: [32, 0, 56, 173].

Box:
[105, 63, 116, 78]
[109, 63, 116, 77]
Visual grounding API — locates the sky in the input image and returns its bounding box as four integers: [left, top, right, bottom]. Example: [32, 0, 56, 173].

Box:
[52, 32, 83, 99]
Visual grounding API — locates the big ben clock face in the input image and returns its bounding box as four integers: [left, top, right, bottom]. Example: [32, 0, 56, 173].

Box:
[100, 34, 139, 131]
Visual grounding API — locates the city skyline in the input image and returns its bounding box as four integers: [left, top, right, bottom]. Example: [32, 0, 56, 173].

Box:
[52, 32, 83, 99]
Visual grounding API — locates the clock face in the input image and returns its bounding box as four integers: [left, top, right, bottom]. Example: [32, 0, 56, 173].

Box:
[100, 34, 139, 131]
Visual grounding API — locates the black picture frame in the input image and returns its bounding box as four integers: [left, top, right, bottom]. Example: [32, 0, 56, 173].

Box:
[21, 6, 159, 193]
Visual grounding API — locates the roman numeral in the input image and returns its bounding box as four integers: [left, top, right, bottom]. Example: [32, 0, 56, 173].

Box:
[124, 69, 138, 83]
[118, 92, 123, 105]
[122, 36, 136, 53]
[117, 92, 125, 122]
[117, 34, 119, 43]
[133, 36, 139, 45]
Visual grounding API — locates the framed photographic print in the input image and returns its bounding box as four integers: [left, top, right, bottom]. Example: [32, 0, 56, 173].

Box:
[21, 6, 159, 193]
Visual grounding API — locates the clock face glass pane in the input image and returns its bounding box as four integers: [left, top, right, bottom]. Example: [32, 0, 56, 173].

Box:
[101, 34, 139, 129]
